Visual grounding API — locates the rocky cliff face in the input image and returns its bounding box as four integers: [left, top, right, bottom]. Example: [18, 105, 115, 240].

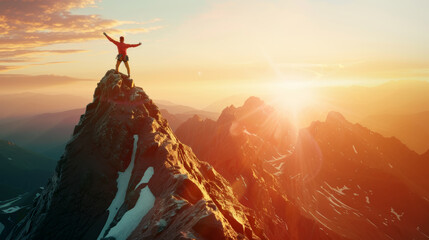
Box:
[7, 70, 280, 240]
[177, 96, 297, 178]
[280, 112, 429, 240]
[176, 97, 336, 239]
[176, 101, 429, 240]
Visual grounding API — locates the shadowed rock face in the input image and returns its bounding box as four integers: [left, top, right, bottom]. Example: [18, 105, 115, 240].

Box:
[6, 70, 273, 240]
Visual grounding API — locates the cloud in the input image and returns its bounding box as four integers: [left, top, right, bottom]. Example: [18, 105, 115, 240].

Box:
[0, 49, 87, 58]
[0, 0, 116, 47]
[0, 73, 93, 90]
[30, 61, 74, 66]
[0, 0, 162, 70]
[0, 65, 26, 72]
[0, 61, 74, 72]
[0, 49, 87, 63]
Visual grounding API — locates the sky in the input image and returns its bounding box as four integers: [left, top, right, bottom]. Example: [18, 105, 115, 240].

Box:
[1, 0, 429, 108]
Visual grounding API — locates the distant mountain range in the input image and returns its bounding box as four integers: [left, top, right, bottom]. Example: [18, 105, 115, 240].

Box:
[178, 97, 429, 240]
[2, 70, 429, 239]
[204, 80, 429, 123]
[0, 98, 218, 159]
[359, 111, 429, 154]
[0, 140, 55, 200]
[0, 108, 84, 160]
[280, 111, 429, 239]
[0, 93, 89, 119]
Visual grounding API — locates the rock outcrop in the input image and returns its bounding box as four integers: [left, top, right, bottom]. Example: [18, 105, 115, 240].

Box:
[7, 70, 270, 240]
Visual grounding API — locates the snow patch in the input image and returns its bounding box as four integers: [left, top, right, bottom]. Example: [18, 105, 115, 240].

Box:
[290, 173, 301, 180]
[174, 173, 188, 179]
[97, 134, 139, 240]
[333, 208, 342, 215]
[105, 186, 155, 240]
[317, 187, 357, 211]
[182, 231, 197, 239]
[366, 196, 370, 204]
[388, 163, 393, 169]
[309, 211, 332, 231]
[325, 182, 350, 196]
[390, 207, 404, 221]
[366, 218, 377, 228]
[315, 210, 330, 222]
[34, 193, 41, 200]
[2, 206, 21, 213]
[352, 145, 358, 154]
[240, 175, 247, 188]
[266, 154, 287, 163]
[243, 129, 257, 136]
[384, 234, 394, 240]
[135, 167, 154, 190]
[155, 219, 168, 232]
[0, 196, 22, 208]
[417, 226, 429, 238]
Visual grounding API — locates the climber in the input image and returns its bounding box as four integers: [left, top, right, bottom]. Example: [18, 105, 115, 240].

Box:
[103, 32, 141, 78]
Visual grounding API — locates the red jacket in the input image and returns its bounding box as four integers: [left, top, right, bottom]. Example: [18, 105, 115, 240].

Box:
[105, 34, 140, 56]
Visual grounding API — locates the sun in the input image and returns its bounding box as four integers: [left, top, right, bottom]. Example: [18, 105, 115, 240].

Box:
[262, 81, 321, 128]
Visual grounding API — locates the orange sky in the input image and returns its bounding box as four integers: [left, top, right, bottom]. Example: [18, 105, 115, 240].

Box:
[1, 0, 429, 108]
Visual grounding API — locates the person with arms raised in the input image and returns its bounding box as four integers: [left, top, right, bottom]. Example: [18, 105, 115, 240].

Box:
[104, 32, 141, 78]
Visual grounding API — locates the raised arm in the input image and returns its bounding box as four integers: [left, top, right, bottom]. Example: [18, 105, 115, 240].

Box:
[103, 32, 118, 44]
[126, 42, 142, 48]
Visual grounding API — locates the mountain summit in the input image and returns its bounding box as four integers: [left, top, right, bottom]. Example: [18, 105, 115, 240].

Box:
[7, 70, 275, 240]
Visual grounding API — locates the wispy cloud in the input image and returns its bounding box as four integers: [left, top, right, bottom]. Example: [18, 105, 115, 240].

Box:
[0, 0, 162, 71]
[0, 65, 26, 72]
[29, 61, 74, 66]
[0, 49, 87, 63]
[0, 49, 87, 58]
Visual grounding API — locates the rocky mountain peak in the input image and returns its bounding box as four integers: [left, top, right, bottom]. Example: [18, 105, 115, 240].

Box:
[242, 96, 265, 109]
[7, 70, 273, 240]
[325, 111, 347, 124]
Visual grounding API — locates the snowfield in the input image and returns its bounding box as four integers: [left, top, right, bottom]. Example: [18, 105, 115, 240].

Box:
[98, 135, 139, 240]
[105, 185, 155, 240]
[135, 167, 154, 190]
[98, 135, 156, 240]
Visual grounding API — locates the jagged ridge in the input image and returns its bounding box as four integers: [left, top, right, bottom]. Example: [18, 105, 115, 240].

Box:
[7, 70, 268, 240]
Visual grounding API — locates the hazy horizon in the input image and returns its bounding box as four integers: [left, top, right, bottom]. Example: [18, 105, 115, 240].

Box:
[1, 0, 429, 108]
